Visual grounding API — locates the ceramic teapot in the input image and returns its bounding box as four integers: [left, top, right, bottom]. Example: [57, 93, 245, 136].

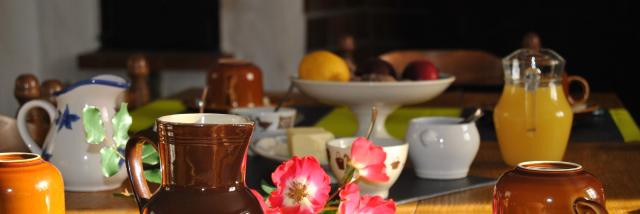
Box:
[16, 75, 129, 191]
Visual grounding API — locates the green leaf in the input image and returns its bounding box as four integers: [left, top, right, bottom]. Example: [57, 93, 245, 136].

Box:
[100, 146, 122, 177]
[82, 106, 106, 144]
[112, 103, 132, 147]
[141, 144, 159, 165]
[320, 209, 337, 214]
[144, 168, 161, 184]
[260, 180, 276, 195]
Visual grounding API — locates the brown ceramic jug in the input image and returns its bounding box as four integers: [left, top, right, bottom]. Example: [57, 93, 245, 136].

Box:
[205, 59, 264, 111]
[493, 161, 608, 214]
[125, 113, 263, 214]
[0, 153, 65, 214]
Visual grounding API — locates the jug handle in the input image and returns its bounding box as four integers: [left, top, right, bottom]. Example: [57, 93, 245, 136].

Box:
[16, 100, 56, 154]
[125, 134, 158, 210]
[573, 198, 608, 214]
[566, 75, 591, 105]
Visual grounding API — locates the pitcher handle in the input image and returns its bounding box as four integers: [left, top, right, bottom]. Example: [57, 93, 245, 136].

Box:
[16, 100, 56, 154]
[125, 134, 158, 211]
[573, 198, 608, 214]
[566, 75, 590, 105]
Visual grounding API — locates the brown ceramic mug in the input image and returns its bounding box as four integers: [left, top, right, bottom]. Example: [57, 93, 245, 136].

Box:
[205, 59, 264, 111]
[125, 113, 263, 214]
[493, 161, 607, 214]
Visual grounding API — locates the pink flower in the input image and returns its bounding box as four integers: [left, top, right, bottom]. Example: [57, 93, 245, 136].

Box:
[338, 183, 396, 214]
[268, 156, 331, 214]
[350, 137, 389, 182]
[250, 189, 282, 214]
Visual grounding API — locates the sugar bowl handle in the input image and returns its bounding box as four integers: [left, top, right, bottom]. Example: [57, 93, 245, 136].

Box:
[573, 198, 608, 214]
[125, 134, 158, 211]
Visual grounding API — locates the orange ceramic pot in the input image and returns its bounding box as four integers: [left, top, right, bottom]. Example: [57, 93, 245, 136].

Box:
[0, 153, 65, 214]
[494, 161, 607, 214]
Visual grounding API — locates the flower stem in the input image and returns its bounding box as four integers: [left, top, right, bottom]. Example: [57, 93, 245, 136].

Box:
[366, 106, 377, 140]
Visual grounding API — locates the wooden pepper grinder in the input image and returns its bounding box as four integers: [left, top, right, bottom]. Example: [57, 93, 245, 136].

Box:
[14, 74, 48, 147]
[339, 34, 357, 73]
[41, 79, 64, 106]
[126, 54, 151, 109]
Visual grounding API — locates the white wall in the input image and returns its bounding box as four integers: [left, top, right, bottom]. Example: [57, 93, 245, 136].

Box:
[0, 0, 43, 116]
[0, 0, 305, 116]
[221, 0, 305, 91]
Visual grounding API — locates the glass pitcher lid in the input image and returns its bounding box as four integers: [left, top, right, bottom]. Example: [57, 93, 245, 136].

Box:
[503, 48, 566, 82]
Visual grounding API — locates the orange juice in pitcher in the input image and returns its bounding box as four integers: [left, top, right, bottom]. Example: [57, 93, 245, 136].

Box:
[494, 49, 573, 166]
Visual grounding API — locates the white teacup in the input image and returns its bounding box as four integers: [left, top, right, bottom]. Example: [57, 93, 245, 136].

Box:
[230, 107, 296, 135]
[326, 137, 408, 198]
[406, 117, 480, 179]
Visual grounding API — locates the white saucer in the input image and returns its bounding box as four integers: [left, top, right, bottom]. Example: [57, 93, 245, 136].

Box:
[250, 135, 290, 162]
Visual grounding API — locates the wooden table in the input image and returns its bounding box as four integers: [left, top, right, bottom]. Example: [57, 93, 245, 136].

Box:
[66, 91, 640, 213]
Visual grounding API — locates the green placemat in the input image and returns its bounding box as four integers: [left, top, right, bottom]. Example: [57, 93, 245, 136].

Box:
[314, 107, 462, 139]
[130, 99, 186, 132]
[609, 108, 640, 143]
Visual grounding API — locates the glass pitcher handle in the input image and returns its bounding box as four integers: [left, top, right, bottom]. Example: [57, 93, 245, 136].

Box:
[125, 134, 159, 211]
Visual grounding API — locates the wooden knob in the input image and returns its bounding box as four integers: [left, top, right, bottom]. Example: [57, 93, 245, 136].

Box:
[15, 74, 41, 105]
[41, 79, 64, 106]
[522, 32, 542, 50]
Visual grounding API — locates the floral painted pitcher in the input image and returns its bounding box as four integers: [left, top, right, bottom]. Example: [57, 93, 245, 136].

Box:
[16, 75, 129, 192]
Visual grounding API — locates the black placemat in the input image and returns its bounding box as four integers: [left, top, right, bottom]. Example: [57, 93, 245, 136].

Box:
[389, 170, 496, 204]
[246, 155, 496, 204]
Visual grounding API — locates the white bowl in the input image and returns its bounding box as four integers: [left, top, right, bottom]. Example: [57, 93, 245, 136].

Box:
[293, 75, 455, 139]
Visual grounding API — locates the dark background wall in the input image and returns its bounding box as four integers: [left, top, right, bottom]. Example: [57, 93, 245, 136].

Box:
[305, 0, 638, 93]
[305, 0, 639, 121]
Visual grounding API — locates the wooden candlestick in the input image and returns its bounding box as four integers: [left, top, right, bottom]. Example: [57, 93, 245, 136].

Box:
[126, 54, 151, 109]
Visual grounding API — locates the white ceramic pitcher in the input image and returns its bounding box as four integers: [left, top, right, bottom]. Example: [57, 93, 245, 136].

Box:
[17, 75, 129, 192]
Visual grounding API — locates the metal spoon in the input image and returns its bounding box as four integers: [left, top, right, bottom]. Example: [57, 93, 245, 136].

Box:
[274, 83, 295, 112]
[460, 107, 484, 124]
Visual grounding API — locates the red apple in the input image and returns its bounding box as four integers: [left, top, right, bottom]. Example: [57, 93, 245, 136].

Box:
[402, 60, 439, 80]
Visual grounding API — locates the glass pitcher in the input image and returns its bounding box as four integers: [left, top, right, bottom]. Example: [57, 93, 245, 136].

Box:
[494, 48, 573, 166]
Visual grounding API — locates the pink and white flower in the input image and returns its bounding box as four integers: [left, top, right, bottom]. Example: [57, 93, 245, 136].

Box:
[268, 156, 331, 214]
[338, 183, 396, 214]
[349, 137, 389, 182]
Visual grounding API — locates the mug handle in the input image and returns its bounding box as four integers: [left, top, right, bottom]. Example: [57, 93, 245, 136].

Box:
[573, 198, 608, 214]
[566, 75, 590, 105]
[125, 134, 159, 211]
[16, 100, 57, 154]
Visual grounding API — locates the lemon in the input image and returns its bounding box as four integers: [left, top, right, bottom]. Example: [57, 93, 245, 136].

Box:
[298, 50, 350, 81]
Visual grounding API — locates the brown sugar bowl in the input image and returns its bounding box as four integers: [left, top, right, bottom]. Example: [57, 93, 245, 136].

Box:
[493, 161, 608, 214]
[205, 59, 265, 111]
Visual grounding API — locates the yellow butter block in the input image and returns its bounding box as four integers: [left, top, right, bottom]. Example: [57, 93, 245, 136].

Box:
[287, 127, 334, 164]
